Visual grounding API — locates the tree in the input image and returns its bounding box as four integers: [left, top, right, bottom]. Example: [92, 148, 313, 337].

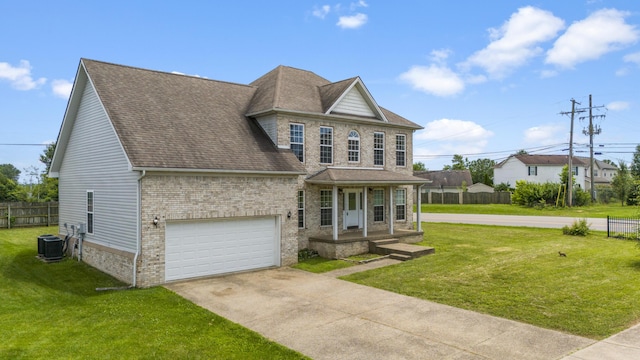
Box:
[631, 145, 640, 179]
[0, 164, 21, 183]
[602, 159, 617, 166]
[413, 162, 427, 171]
[443, 154, 467, 170]
[467, 158, 496, 186]
[611, 161, 633, 206]
[515, 149, 529, 155]
[0, 173, 27, 201]
[40, 142, 56, 174]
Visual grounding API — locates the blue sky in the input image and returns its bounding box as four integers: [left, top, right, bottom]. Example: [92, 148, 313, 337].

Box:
[1, 0, 639, 182]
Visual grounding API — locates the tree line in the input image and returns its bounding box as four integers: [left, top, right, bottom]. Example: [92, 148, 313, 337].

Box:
[0, 143, 57, 202]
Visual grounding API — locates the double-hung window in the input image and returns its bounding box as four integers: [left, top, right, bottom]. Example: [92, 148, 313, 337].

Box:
[374, 132, 384, 166]
[290, 123, 304, 162]
[528, 166, 537, 176]
[320, 190, 332, 226]
[298, 190, 305, 229]
[396, 134, 406, 167]
[320, 127, 333, 164]
[395, 189, 406, 221]
[348, 130, 360, 162]
[373, 189, 384, 222]
[87, 190, 94, 234]
[572, 167, 578, 176]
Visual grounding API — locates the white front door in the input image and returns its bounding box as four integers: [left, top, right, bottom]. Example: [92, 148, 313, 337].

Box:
[343, 190, 362, 229]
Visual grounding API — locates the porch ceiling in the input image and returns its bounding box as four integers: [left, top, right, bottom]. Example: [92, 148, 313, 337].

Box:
[305, 168, 431, 186]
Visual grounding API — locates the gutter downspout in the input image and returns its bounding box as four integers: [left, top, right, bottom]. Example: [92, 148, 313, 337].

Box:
[133, 170, 146, 287]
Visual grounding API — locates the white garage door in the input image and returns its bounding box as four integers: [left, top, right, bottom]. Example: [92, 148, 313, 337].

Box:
[165, 216, 279, 281]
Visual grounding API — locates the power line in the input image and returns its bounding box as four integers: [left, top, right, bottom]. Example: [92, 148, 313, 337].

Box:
[0, 143, 49, 146]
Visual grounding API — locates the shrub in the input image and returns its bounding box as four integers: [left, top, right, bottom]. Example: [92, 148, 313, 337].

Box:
[562, 219, 591, 236]
[512, 181, 560, 207]
[298, 248, 319, 261]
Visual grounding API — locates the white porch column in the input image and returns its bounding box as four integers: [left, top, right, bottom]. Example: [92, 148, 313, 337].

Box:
[362, 186, 368, 238]
[332, 185, 338, 241]
[416, 185, 423, 232]
[389, 186, 394, 235]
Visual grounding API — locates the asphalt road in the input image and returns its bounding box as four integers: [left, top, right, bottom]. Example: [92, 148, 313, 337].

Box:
[421, 213, 608, 231]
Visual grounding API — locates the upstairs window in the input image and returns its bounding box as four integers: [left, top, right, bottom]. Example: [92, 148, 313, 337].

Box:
[348, 130, 360, 162]
[396, 134, 406, 167]
[572, 167, 578, 176]
[290, 123, 304, 162]
[528, 166, 537, 176]
[320, 127, 333, 164]
[374, 132, 384, 166]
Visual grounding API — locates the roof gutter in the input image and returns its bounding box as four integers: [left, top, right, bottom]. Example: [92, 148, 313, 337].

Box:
[131, 167, 306, 176]
[305, 179, 431, 186]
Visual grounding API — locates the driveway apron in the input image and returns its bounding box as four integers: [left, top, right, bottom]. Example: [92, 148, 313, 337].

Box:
[165, 267, 594, 360]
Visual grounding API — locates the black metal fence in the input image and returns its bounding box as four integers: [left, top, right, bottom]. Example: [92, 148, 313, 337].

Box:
[607, 216, 640, 240]
[0, 202, 59, 229]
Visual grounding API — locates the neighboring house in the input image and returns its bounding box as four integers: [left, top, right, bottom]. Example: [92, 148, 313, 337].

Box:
[494, 154, 588, 188]
[50, 59, 428, 287]
[577, 157, 618, 190]
[414, 170, 473, 193]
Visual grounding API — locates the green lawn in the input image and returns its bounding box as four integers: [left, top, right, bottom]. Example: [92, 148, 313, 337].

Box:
[343, 223, 640, 339]
[0, 226, 307, 359]
[419, 203, 639, 218]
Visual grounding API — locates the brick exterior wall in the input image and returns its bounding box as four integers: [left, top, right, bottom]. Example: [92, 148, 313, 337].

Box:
[78, 240, 135, 284]
[136, 174, 299, 287]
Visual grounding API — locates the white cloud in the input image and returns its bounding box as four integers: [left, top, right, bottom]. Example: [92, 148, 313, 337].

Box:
[312, 5, 331, 19]
[0, 60, 46, 90]
[623, 51, 640, 64]
[350, 0, 368, 10]
[524, 123, 566, 145]
[337, 13, 368, 29]
[465, 6, 564, 78]
[607, 101, 630, 111]
[52, 79, 73, 99]
[546, 9, 639, 68]
[414, 119, 493, 165]
[399, 65, 465, 97]
[416, 118, 493, 142]
[540, 69, 558, 78]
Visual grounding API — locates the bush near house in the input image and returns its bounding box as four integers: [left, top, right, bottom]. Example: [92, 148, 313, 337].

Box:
[512, 180, 591, 207]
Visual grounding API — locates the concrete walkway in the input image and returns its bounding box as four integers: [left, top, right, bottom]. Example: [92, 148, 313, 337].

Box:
[166, 266, 596, 360]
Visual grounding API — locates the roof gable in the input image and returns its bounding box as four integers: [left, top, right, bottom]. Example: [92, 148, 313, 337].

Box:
[323, 78, 388, 121]
[54, 59, 304, 174]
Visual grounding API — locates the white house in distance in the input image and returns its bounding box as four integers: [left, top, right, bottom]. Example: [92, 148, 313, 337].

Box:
[494, 154, 588, 188]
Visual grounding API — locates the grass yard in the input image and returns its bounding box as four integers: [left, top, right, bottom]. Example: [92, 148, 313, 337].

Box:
[343, 223, 640, 339]
[0, 226, 307, 359]
[419, 203, 639, 218]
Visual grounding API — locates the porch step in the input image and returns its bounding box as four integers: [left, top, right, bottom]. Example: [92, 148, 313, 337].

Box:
[371, 242, 435, 260]
[389, 253, 412, 261]
[368, 238, 399, 253]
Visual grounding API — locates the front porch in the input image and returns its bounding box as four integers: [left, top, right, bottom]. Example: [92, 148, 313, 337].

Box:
[308, 229, 425, 259]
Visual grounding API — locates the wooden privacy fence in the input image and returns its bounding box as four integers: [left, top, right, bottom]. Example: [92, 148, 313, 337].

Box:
[422, 191, 512, 205]
[0, 202, 59, 229]
[607, 216, 640, 240]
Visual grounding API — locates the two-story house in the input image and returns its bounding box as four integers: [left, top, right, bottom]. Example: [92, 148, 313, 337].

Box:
[49, 59, 428, 287]
[577, 157, 618, 190]
[494, 154, 588, 188]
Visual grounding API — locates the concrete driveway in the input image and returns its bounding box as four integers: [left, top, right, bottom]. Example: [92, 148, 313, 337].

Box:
[165, 265, 593, 360]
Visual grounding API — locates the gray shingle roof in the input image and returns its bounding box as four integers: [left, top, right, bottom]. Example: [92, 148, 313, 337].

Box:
[306, 168, 430, 185]
[496, 155, 588, 168]
[82, 59, 305, 173]
[247, 65, 421, 129]
[414, 170, 472, 187]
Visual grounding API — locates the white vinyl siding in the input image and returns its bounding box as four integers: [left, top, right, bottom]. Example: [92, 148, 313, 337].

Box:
[332, 88, 375, 117]
[257, 115, 277, 145]
[58, 81, 138, 252]
[528, 166, 537, 176]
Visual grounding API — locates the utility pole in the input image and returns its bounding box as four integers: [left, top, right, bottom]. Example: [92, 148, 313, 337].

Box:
[560, 99, 583, 207]
[580, 95, 605, 202]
